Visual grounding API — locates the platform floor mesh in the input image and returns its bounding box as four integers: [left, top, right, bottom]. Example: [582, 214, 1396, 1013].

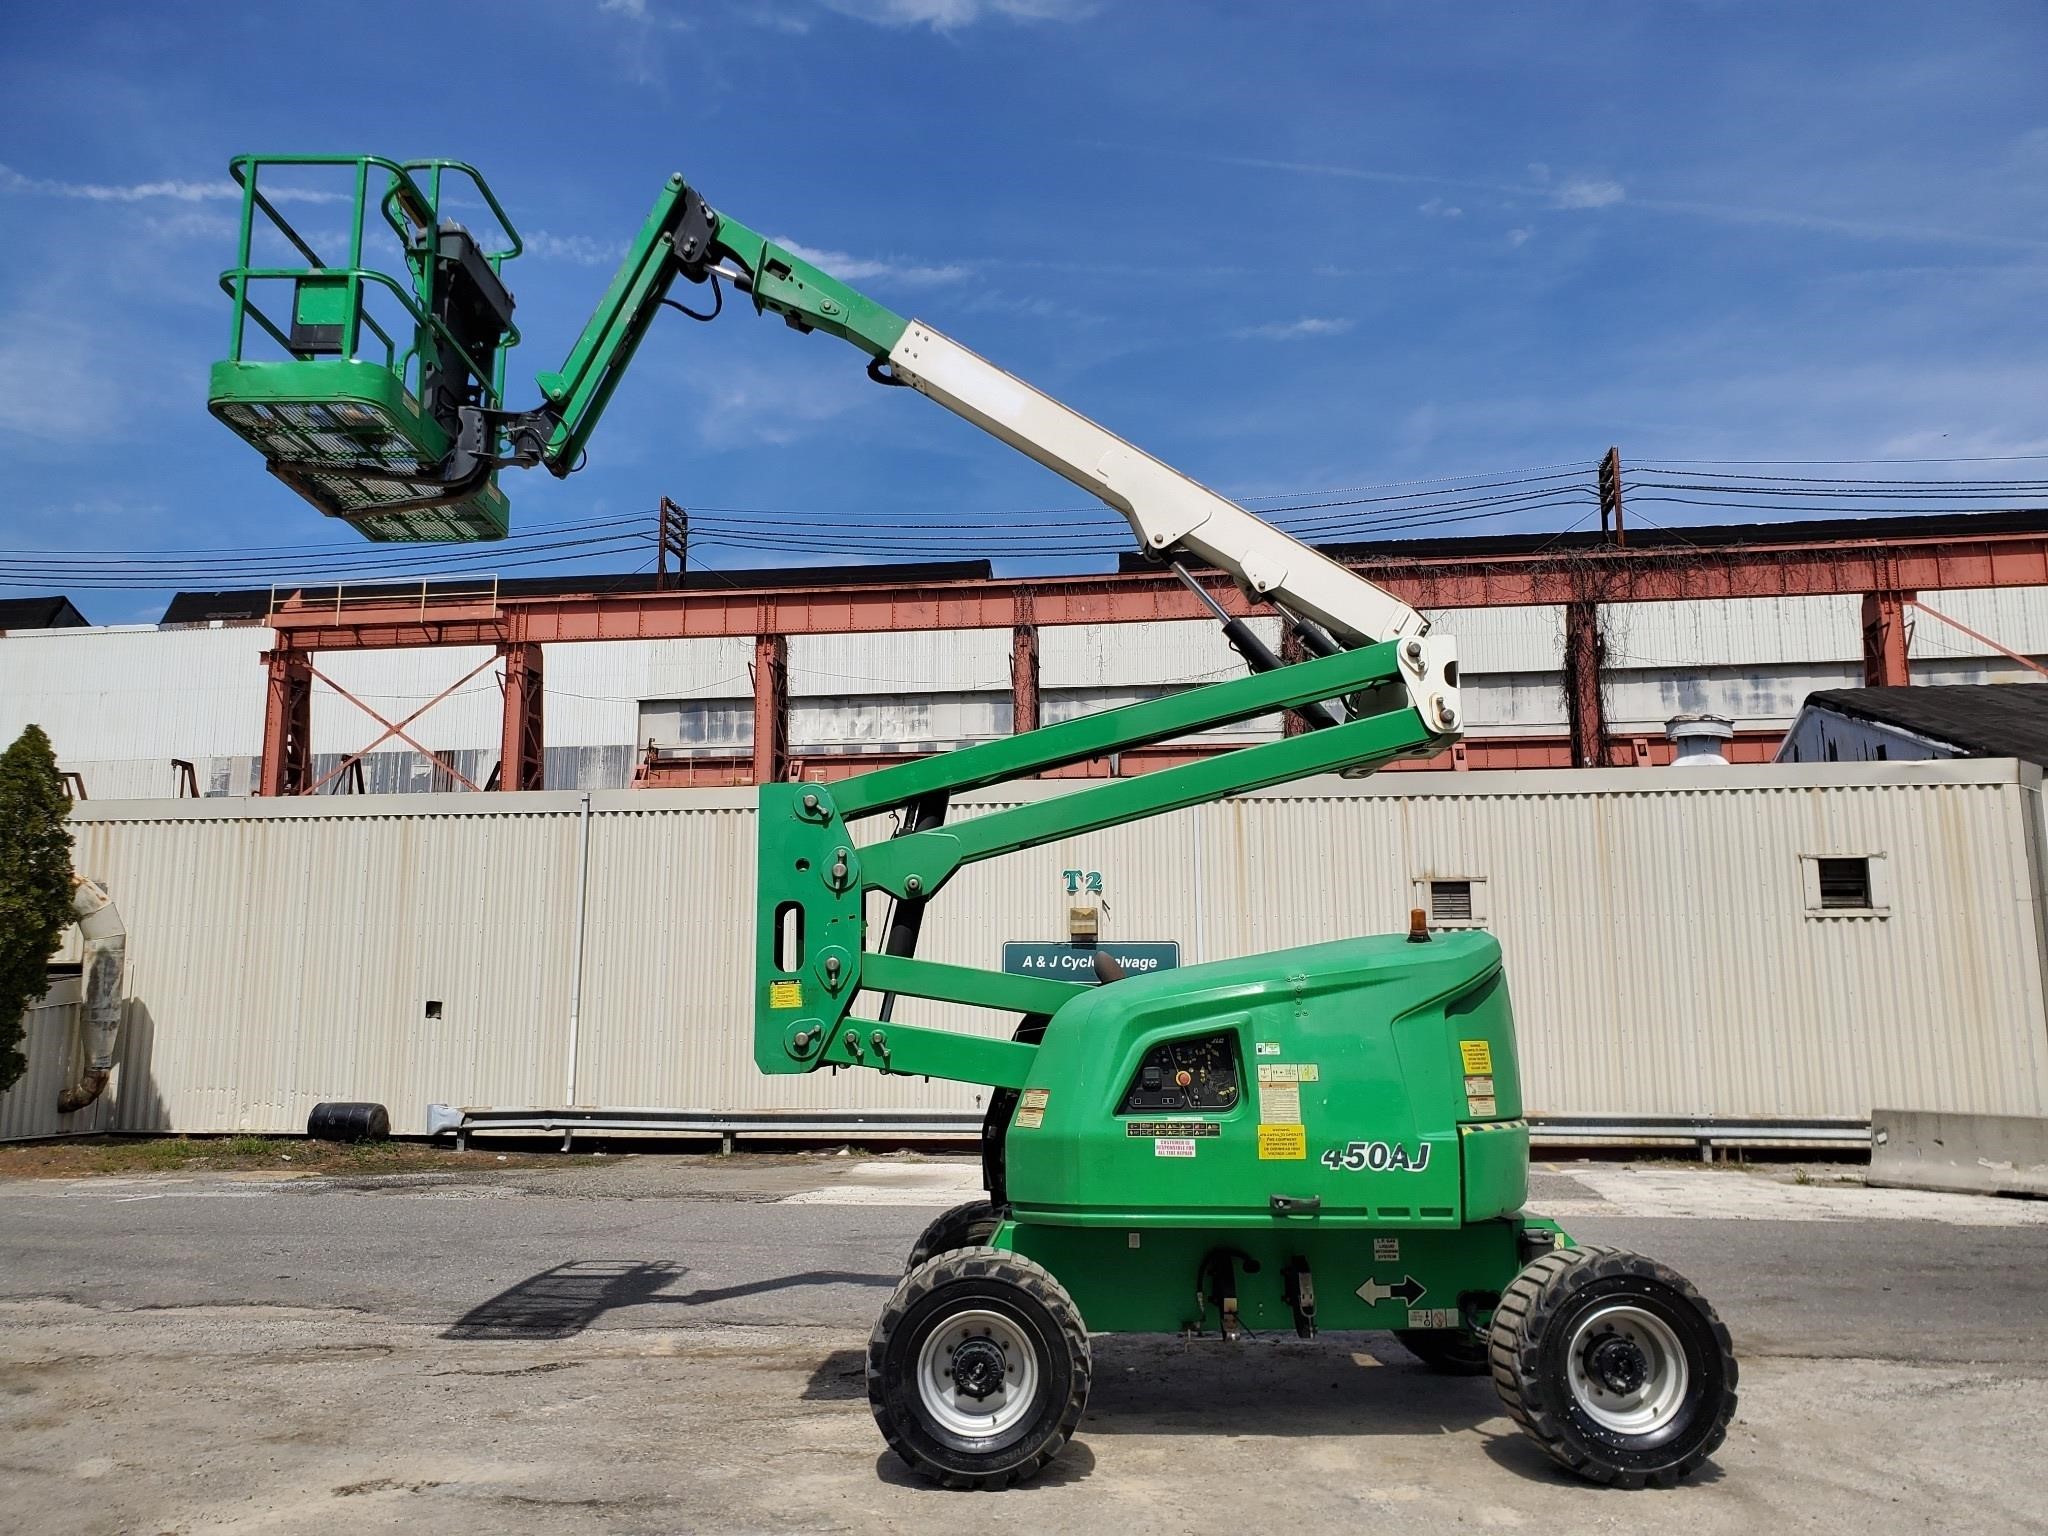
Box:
[215, 399, 506, 541]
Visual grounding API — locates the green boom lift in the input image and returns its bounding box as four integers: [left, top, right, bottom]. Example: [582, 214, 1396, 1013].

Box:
[212, 156, 1738, 1489]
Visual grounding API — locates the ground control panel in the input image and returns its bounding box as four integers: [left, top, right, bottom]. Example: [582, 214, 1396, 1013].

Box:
[1118, 1033, 1241, 1114]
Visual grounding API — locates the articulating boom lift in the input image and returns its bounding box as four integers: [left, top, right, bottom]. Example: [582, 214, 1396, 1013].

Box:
[211, 157, 1736, 1489]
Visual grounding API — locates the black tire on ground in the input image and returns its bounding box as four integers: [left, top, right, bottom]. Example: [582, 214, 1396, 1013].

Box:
[867, 1246, 1091, 1490]
[904, 1199, 1005, 1273]
[1392, 1326, 1492, 1375]
[1489, 1243, 1738, 1489]
[306, 1101, 390, 1142]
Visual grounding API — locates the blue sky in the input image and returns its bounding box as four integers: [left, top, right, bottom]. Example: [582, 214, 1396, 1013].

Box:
[2, 0, 2044, 621]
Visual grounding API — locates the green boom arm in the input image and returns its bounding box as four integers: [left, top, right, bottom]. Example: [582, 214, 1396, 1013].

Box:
[492, 171, 1465, 1091]
[527, 176, 909, 475]
[494, 172, 1468, 1092]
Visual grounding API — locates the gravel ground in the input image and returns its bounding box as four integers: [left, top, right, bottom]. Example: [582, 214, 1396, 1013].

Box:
[1, 1154, 2041, 1535]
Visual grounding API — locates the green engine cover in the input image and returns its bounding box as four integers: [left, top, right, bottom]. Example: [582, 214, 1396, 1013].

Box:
[1005, 932, 1527, 1231]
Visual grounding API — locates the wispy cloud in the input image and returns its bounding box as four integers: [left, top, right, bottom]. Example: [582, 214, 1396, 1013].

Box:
[1232, 316, 1354, 342]
[525, 230, 625, 267]
[1507, 227, 1534, 249]
[1552, 177, 1625, 210]
[1171, 149, 2047, 253]
[773, 236, 967, 286]
[595, 0, 691, 26]
[818, 0, 1094, 31]
[0, 163, 346, 205]
[1419, 197, 1463, 219]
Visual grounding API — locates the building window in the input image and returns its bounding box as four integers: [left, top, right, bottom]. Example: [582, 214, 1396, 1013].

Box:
[1413, 875, 1487, 928]
[1800, 853, 1887, 917]
[1816, 858, 1870, 910]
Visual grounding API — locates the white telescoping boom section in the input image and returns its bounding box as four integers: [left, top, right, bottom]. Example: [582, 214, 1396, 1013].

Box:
[886, 323, 1461, 736]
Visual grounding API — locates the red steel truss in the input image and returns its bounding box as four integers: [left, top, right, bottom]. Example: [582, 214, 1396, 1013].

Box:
[257, 520, 2048, 793]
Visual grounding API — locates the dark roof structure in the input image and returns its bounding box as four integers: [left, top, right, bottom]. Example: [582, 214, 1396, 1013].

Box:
[0, 595, 89, 630]
[127, 504, 2048, 624]
[1120, 506, 2048, 571]
[1801, 685, 2048, 764]
[158, 559, 997, 625]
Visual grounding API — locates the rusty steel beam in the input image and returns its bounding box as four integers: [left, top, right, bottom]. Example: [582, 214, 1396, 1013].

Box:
[263, 526, 2048, 652]
[1861, 591, 1913, 687]
[629, 730, 1790, 787]
[499, 642, 546, 792]
[258, 648, 313, 796]
[751, 635, 789, 786]
[1011, 589, 1040, 737]
[1563, 600, 1608, 769]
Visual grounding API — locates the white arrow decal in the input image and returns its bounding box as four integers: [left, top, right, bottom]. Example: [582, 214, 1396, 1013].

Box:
[1354, 1274, 1428, 1308]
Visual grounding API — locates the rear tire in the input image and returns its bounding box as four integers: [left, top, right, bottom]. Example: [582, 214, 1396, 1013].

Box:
[868, 1246, 1090, 1490]
[904, 1199, 1004, 1273]
[1489, 1244, 1737, 1488]
[1392, 1326, 1492, 1375]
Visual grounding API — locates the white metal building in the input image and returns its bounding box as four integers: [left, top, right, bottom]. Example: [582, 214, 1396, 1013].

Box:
[5, 588, 2046, 799]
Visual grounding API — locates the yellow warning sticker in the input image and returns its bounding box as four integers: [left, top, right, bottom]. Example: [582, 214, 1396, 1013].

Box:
[1459, 1039, 1493, 1074]
[1257, 1123, 1307, 1160]
[769, 980, 804, 1010]
[1299, 1063, 1320, 1082]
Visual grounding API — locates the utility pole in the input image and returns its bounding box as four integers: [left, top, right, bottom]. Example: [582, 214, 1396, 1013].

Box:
[1597, 446, 1625, 547]
[655, 497, 689, 590]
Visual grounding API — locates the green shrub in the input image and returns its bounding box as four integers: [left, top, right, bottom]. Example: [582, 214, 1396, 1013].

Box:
[0, 725, 75, 1094]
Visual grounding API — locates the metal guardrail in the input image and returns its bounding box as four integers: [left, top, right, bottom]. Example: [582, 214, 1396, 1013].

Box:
[268, 577, 500, 622]
[425, 1103, 1872, 1155]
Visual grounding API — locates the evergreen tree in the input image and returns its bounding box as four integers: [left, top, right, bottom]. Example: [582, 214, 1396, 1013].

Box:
[0, 725, 74, 1094]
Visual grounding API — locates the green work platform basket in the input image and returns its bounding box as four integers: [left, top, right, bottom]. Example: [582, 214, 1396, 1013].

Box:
[208, 155, 523, 542]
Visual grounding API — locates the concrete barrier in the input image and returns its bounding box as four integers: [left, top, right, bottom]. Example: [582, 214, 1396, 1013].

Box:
[1869, 1108, 2048, 1198]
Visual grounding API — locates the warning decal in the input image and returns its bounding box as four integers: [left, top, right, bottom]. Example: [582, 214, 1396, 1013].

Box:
[769, 981, 804, 1010]
[1458, 1039, 1493, 1074]
[1017, 1087, 1051, 1129]
[1257, 1123, 1308, 1160]
[1258, 1080, 1302, 1125]
[1155, 1138, 1197, 1158]
[1125, 1120, 1220, 1139]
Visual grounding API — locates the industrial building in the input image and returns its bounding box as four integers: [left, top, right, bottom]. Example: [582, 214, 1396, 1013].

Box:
[6, 511, 2048, 801]
[7, 507, 2048, 1149]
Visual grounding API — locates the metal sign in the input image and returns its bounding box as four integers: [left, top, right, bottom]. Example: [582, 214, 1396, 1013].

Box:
[1000, 941, 1181, 982]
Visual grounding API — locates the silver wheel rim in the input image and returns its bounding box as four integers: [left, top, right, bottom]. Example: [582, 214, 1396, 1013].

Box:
[914, 1307, 1041, 1440]
[1565, 1302, 1690, 1435]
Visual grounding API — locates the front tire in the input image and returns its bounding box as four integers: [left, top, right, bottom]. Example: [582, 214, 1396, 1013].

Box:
[867, 1246, 1091, 1489]
[1489, 1244, 1737, 1488]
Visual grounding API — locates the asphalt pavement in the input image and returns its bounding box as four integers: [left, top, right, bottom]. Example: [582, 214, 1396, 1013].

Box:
[1, 1153, 2042, 1534]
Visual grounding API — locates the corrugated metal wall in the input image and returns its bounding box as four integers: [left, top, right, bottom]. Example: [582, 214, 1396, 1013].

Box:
[31, 760, 2047, 1139]
[0, 979, 121, 1141]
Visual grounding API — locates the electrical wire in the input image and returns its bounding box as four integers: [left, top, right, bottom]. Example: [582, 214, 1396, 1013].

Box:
[11, 451, 2044, 597]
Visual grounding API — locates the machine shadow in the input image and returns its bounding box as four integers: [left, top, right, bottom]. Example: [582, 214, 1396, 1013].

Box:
[1072, 1333, 1573, 1480]
[443, 1262, 895, 1341]
[809, 1333, 1607, 1491]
